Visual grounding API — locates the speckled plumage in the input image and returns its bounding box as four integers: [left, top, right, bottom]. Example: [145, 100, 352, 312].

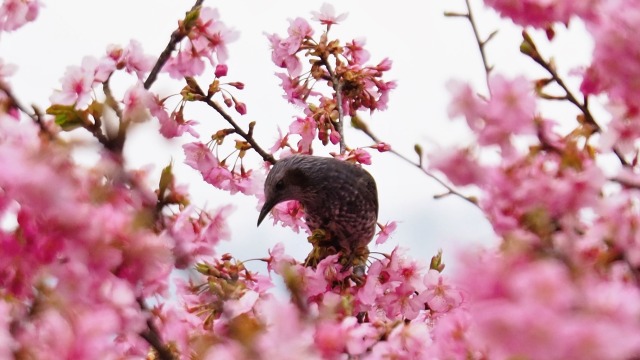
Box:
[257, 155, 378, 259]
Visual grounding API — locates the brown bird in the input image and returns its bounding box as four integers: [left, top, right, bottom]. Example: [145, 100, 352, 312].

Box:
[257, 155, 379, 267]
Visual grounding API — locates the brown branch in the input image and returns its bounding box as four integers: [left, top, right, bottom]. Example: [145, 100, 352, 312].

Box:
[445, 0, 496, 88]
[353, 118, 479, 208]
[143, 0, 205, 90]
[103, 78, 123, 120]
[520, 31, 631, 167]
[85, 113, 110, 147]
[0, 82, 55, 139]
[101, 78, 128, 153]
[187, 78, 275, 164]
[204, 97, 276, 164]
[137, 298, 175, 360]
[320, 55, 347, 154]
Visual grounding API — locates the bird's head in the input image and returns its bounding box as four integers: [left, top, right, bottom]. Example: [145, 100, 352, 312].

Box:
[257, 155, 313, 226]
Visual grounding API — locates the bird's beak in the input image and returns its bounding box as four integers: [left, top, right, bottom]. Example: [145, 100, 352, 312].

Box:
[257, 198, 277, 226]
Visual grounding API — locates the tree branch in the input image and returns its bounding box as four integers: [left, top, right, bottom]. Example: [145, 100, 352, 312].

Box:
[143, 0, 205, 90]
[354, 118, 479, 207]
[320, 55, 347, 154]
[446, 0, 496, 88]
[137, 298, 175, 360]
[187, 78, 276, 163]
[203, 97, 276, 164]
[520, 31, 631, 167]
[0, 81, 54, 139]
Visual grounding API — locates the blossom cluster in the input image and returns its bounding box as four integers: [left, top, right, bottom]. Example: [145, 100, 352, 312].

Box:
[430, 1, 640, 358]
[0, 0, 40, 32]
[2, 1, 640, 359]
[267, 4, 396, 161]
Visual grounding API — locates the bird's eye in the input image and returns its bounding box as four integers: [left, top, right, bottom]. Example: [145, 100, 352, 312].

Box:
[275, 179, 285, 191]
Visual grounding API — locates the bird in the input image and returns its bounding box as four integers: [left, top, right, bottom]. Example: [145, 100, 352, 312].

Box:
[257, 155, 379, 268]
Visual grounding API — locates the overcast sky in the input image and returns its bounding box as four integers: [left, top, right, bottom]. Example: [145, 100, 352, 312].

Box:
[0, 1, 594, 271]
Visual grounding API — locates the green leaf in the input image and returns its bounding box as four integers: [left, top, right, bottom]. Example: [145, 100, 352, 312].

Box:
[183, 6, 201, 32]
[158, 162, 174, 201]
[46, 104, 85, 131]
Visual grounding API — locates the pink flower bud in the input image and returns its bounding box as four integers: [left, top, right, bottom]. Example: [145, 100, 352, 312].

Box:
[235, 101, 247, 115]
[215, 64, 228, 77]
[228, 81, 245, 90]
[222, 92, 233, 107]
[375, 142, 391, 152]
[329, 130, 341, 145]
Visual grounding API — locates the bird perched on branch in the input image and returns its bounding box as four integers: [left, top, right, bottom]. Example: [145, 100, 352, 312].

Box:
[257, 155, 379, 268]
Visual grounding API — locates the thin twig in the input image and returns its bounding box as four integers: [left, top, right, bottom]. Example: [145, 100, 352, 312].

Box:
[137, 298, 175, 360]
[320, 55, 347, 154]
[355, 119, 479, 207]
[446, 0, 495, 88]
[0, 82, 55, 138]
[103, 78, 123, 120]
[85, 113, 110, 147]
[101, 77, 129, 153]
[520, 32, 630, 167]
[185, 78, 276, 164]
[465, 0, 494, 86]
[143, 0, 205, 90]
[204, 98, 276, 164]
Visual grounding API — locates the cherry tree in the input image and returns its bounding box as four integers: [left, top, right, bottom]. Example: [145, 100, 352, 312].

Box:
[1, 0, 640, 359]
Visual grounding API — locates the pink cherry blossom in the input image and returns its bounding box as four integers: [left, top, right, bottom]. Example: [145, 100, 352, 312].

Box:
[420, 269, 464, 312]
[183, 142, 219, 176]
[311, 3, 348, 26]
[265, 17, 314, 79]
[429, 308, 475, 358]
[49, 60, 96, 107]
[224, 290, 260, 318]
[314, 320, 349, 358]
[484, 0, 599, 28]
[275, 73, 318, 106]
[429, 147, 489, 187]
[266, 33, 303, 77]
[448, 75, 537, 156]
[374, 220, 397, 244]
[50, 56, 116, 107]
[344, 38, 370, 65]
[0, 301, 16, 358]
[150, 98, 199, 138]
[169, 205, 233, 268]
[287, 17, 314, 48]
[585, 0, 640, 110]
[351, 148, 372, 165]
[480, 152, 605, 237]
[163, 46, 206, 78]
[267, 200, 308, 234]
[121, 82, 153, 123]
[193, 7, 239, 65]
[456, 252, 640, 360]
[0, 0, 40, 32]
[599, 102, 640, 155]
[254, 297, 321, 359]
[163, 7, 238, 79]
[119, 40, 155, 79]
[446, 79, 484, 129]
[289, 116, 317, 154]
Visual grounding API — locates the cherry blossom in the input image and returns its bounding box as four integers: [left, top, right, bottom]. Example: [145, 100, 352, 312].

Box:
[0, 0, 40, 32]
[6, 2, 640, 359]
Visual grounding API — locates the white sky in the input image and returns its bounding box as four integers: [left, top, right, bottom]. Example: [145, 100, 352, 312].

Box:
[0, 1, 595, 271]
